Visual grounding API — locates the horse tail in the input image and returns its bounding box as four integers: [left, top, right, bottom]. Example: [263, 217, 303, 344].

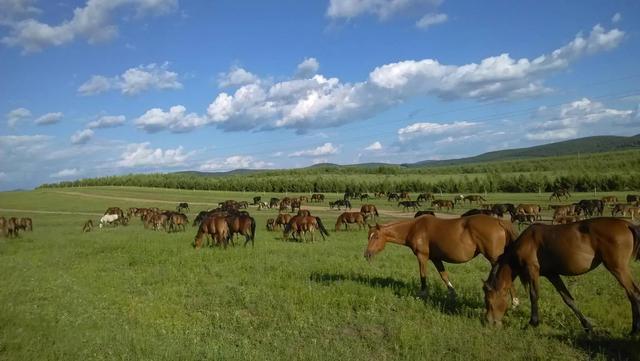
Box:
[498, 218, 518, 245]
[335, 215, 342, 232]
[316, 217, 329, 239]
[629, 224, 640, 261]
[250, 216, 256, 242]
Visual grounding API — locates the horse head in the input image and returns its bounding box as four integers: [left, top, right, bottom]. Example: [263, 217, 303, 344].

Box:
[364, 223, 386, 261]
[482, 263, 511, 327]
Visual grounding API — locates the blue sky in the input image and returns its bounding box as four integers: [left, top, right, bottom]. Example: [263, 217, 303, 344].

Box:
[1, 0, 639, 190]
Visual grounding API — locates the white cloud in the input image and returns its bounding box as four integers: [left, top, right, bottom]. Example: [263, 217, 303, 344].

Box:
[415, 12, 447, 29]
[116, 142, 191, 168]
[398, 121, 478, 142]
[199, 155, 273, 171]
[612, 13, 621, 23]
[70, 129, 94, 144]
[365, 141, 383, 150]
[525, 97, 636, 141]
[289, 142, 339, 157]
[0, 0, 40, 25]
[327, 0, 441, 20]
[87, 115, 126, 129]
[6, 107, 31, 127]
[1, 0, 177, 53]
[295, 58, 320, 78]
[35, 112, 63, 125]
[218, 66, 260, 88]
[50, 168, 80, 178]
[135, 105, 206, 133]
[79, 62, 182, 96]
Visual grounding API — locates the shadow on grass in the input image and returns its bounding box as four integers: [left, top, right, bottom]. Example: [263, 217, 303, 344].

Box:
[309, 272, 483, 315]
[567, 334, 640, 360]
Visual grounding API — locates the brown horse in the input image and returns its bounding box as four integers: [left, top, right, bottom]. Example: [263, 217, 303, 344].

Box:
[360, 204, 379, 221]
[483, 218, 640, 334]
[283, 215, 329, 242]
[275, 213, 292, 229]
[226, 214, 256, 247]
[297, 209, 311, 217]
[365, 215, 518, 302]
[335, 212, 366, 231]
[17, 217, 33, 231]
[194, 215, 230, 249]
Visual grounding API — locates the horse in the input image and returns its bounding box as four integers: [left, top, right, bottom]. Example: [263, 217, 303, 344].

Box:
[269, 198, 280, 209]
[311, 193, 325, 203]
[290, 199, 301, 213]
[238, 201, 249, 209]
[104, 207, 124, 219]
[360, 204, 379, 221]
[387, 193, 400, 202]
[275, 213, 292, 229]
[453, 194, 465, 205]
[483, 218, 640, 334]
[360, 193, 370, 201]
[515, 204, 542, 220]
[297, 209, 311, 217]
[252, 196, 261, 205]
[374, 192, 386, 199]
[169, 213, 188, 232]
[99, 214, 119, 228]
[399, 192, 411, 200]
[601, 196, 618, 204]
[549, 188, 571, 201]
[18, 217, 33, 231]
[414, 210, 435, 218]
[625, 207, 640, 221]
[612, 203, 631, 217]
[193, 215, 229, 249]
[5, 217, 19, 238]
[266, 218, 276, 231]
[398, 200, 421, 212]
[365, 215, 519, 303]
[464, 195, 486, 205]
[335, 212, 366, 231]
[226, 213, 256, 247]
[283, 215, 329, 242]
[432, 199, 454, 211]
[416, 193, 434, 203]
[626, 194, 639, 203]
[491, 203, 516, 218]
[576, 199, 604, 217]
[82, 219, 94, 233]
[176, 202, 189, 213]
[329, 199, 352, 210]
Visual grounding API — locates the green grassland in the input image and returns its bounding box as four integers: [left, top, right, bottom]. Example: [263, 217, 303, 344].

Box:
[1, 187, 639, 360]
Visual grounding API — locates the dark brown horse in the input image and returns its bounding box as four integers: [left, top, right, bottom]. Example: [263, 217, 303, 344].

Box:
[483, 218, 640, 334]
[275, 213, 292, 229]
[365, 215, 518, 302]
[283, 215, 329, 242]
[226, 214, 256, 247]
[360, 204, 379, 221]
[335, 212, 366, 231]
[194, 215, 230, 249]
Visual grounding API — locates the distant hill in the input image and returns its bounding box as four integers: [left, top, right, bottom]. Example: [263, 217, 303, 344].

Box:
[404, 134, 640, 167]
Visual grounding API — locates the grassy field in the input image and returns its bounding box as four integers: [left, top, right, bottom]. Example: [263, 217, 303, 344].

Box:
[1, 187, 639, 360]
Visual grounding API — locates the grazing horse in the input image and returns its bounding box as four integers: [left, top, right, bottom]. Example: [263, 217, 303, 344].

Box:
[365, 215, 519, 302]
[461, 209, 494, 217]
[464, 195, 486, 205]
[360, 193, 370, 201]
[387, 193, 400, 202]
[515, 204, 542, 221]
[329, 199, 352, 210]
[226, 214, 256, 247]
[417, 193, 434, 203]
[269, 198, 280, 209]
[491, 203, 516, 218]
[360, 204, 379, 221]
[105, 207, 124, 219]
[283, 215, 329, 242]
[266, 218, 276, 231]
[601, 196, 618, 204]
[18, 217, 33, 231]
[576, 199, 604, 217]
[311, 193, 325, 203]
[253, 196, 261, 205]
[626, 194, 639, 203]
[169, 213, 188, 232]
[335, 212, 366, 231]
[483, 218, 640, 334]
[99, 214, 119, 228]
[398, 201, 421, 212]
[374, 192, 386, 199]
[82, 219, 94, 233]
[275, 213, 292, 229]
[257, 201, 269, 210]
[297, 209, 311, 217]
[612, 203, 631, 217]
[5, 217, 19, 238]
[414, 210, 435, 218]
[432, 199, 454, 211]
[176, 202, 189, 213]
[399, 192, 411, 200]
[453, 194, 465, 205]
[549, 188, 571, 201]
[194, 215, 230, 249]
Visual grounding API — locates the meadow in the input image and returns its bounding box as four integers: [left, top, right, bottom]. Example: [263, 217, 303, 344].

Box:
[1, 187, 639, 360]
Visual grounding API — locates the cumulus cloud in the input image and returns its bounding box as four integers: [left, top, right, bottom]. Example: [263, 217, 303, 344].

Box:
[289, 142, 339, 157]
[1, 0, 177, 53]
[525, 97, 636, 141]
[116, 142, 191, 168]
[0, 0, 40, 25]
[295, 58, 320, 78]
[415, 12, 447, 29]
[6, 107, 31, 127]
[35, 112, 63, 125]
[70, 129, 94, 144]
[87, 115, 126, 129]
[50, 168, 80, 178]
[218, 66, 260, 88]
[199, 155, 273, 171]
[365, 141, 383, 150]
[135, 105, 206, 133]
[78, 62, 182, 96]
[327, 0, 441, 20]
[398, 121, 478, 142]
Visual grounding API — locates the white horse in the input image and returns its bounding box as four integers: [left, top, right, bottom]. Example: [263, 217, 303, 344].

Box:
[99, 214, 119, 228]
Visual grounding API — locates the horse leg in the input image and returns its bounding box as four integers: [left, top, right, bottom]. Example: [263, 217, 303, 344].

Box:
[546, 274, 593, 332]
[416, 252, 429, 298]
[528, 268, 541, 327]
[432, 259, 456, 299]
[606, 266, 640, 334]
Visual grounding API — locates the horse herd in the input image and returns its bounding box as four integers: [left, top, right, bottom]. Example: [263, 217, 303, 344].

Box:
[0, 216, 33, 238]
